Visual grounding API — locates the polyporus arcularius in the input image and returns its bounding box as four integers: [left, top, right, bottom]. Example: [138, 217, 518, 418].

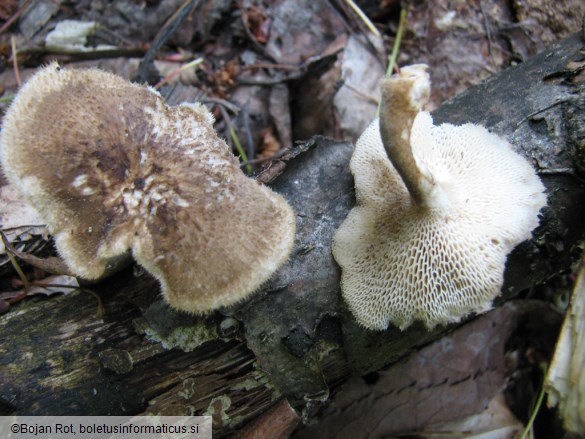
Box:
[0, 63, 296, 312]
[332, 64, 547, 330]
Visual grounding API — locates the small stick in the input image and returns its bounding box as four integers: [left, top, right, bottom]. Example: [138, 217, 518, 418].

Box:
[0, 0, 32, 35]
[344, 0, 381, 37]
[241, 149, 287, 166]
[1, 231, 30, 292]
[0, 229, 73, 276]
[11, 36, 22, 87]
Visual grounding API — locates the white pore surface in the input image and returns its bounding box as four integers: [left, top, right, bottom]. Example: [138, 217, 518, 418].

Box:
[333, 112, 547, 330]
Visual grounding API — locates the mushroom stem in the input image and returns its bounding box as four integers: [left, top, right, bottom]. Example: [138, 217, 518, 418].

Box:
[379, 64, 434, 206]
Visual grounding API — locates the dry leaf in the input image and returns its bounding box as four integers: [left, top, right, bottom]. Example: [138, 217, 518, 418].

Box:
[545, 254, 585, 434]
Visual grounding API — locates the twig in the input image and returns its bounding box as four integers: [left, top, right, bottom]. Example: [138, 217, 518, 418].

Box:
[11, 36, 22, 87]
[95, 23, 134, 47]
[343, 82, 378, 105]
[11, 281, 77, 290]
[237, 76, 298, 86]
[479, 0, 495, 68]
[81, 288, 104, 319]
[199, 96, 241, 114]
[135, 0, 197, 83]
[240, 63, 301, 72]
[241, 149, 287, 166]
[344, 0, 380, 37]
[0, 0, 32, 35]
[0, 224, 47, 232]
[4, 279, 104, 318]
[0, 228, 73, 276]
[1, 231, 30, 293]
[513, 99, 570, 130]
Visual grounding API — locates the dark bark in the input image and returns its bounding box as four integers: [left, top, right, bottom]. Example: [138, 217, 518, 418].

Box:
[1, 32, 584, 436]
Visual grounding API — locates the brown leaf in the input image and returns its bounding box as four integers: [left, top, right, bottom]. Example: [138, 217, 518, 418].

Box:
[259, 127, 281, 157]
[0, 0, 18, 21]
[295, 301, 559, 438]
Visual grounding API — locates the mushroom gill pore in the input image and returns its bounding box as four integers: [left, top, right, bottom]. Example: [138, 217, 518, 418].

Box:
[332, 64, 547, 330]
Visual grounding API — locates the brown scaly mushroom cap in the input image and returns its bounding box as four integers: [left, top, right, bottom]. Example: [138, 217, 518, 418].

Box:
[0, 62, 296, 312]
[332, 64, 547, 330]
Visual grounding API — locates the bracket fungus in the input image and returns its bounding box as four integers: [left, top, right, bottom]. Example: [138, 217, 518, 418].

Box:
[332, 64, 547, 331]
[0, 63, 296, 312]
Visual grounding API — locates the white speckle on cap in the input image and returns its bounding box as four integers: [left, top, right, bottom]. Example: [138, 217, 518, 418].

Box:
[0, 62, 296, 313]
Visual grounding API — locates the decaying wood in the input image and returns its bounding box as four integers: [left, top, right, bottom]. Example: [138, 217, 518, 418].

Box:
[1, 32, 584, 436]
[0, 270, 280, 437]
[233, 399, 300, 439]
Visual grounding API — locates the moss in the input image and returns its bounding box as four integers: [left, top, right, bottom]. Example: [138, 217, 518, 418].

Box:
[177, 378, 197, 400]
[144, 319, 218, 352]
[233, 371, 281, 401]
